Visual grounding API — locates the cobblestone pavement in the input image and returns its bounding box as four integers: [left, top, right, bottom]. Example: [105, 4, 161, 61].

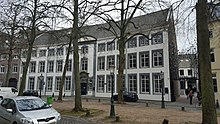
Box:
[61, 116, 93, 124]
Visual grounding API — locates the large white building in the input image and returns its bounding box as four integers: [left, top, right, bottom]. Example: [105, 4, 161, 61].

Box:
[19, 8, 179, 102]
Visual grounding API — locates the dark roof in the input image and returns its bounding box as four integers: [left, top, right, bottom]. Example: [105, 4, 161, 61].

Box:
[34, 8, 171, 46]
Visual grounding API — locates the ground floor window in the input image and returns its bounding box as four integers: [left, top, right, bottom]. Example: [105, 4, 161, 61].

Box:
[128, 74, 137, 92]
[153, 73, 162, 94]
[140, 73, 150, 94]
[55, 77, 61, 91]
[47, 77, 53, 91]
[28, 77, 35, 90]
[97, 75, 104, 93]
[65, 76, 71, 91]
[106, 75, 115, 93]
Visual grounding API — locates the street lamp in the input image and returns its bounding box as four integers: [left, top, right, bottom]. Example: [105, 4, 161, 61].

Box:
[109, 65, 115, 117]
[160, 71, 165, 108]
[39, 74, 44, 98]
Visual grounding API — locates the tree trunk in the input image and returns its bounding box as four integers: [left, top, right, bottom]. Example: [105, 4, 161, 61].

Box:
[72, 0, 83, 112]
[4, 48, 13, 86]
[196, 1, 217, 123]
[18, 45, 34, 95]
[57, 39, 72, 101]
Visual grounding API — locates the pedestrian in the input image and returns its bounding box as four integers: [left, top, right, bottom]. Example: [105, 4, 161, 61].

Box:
[188, 90, 193, 105]
[185, 88, 190, 99]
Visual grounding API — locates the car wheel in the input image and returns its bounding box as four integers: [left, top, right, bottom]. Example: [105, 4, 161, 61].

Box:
[13, 122, 17, 124]
[0, 96, 3, 100]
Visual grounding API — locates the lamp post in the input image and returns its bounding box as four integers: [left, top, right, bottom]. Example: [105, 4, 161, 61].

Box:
[160, 71, 165, 108]
[39, 74, 44, 98]
[109, 65, 115, 117]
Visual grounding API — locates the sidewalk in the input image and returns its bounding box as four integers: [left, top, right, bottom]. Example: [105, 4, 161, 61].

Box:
[52, 95, 220, 124]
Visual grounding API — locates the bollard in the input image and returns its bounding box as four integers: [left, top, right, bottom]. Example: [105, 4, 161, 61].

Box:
[98, 99, 101, 102]
[162, 119, 169, 124]
[116, 116, 120, 122]
[146, 102, 149, 107]
[86, 98, 88, 102]
[181, 107, 185, 111]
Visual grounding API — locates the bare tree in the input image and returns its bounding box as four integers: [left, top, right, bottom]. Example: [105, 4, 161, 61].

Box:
[17, 0, 55, 95]
[94, 0, 144, 103]
[196, 0, 217, 123]
[0, 1, 23, 87]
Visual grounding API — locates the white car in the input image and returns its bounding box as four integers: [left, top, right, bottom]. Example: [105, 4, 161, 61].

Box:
[0, 96, 61, 124]
[0, 87, 18, 100]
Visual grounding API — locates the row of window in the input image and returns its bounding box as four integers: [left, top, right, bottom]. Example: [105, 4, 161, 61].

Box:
[97, 49, 163, 70]
[97, 73, 164, 94]
[29, 60, 72, 73]
[22, 46, 89, 58]
[28, 57, 89, 73]
[0, 65, 18, 73]
[28, 76, 71, 92]
[97, 33, 163, 52]
[179, 69, 193, 76]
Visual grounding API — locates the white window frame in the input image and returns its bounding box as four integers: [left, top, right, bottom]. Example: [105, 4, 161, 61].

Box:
[152, 49, 163, 67]
[98, 56, 105, 71]
[47, 61, 54, 72]
[140, 73, 150, 94]
[65, 76, 71, 91]
[30, 61, 36, 73]
[128, 53, 137, 69]
[128, 74, 137, 92]
[56, 60, 63, 72]
[46, 77, 53, 91]
[38, 61, 45, 72]
[97, 75, 104, 93]
[139, 51, 149, 68]
[107, 55, 115, 70]
[55, 77, 61, 91]
[28, 77, 35, 90]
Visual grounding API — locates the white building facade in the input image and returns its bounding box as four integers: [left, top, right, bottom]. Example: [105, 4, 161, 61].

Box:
[19, 8, 179, 102]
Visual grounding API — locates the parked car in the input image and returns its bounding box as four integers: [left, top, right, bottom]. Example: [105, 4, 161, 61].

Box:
[0, 96, 61, 124]
[23, 90, 39, 97]
[113, 91, 139, 102]
[0, 87, 18, 100]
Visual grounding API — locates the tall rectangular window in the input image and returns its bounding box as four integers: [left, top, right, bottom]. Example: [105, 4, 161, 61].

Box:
[28, 77, 35, 90]
[65, 76, 71, 91]
[153, 73, 162, 94]
[140, 73, 150, 94]
[128, 53, 137, 69]
[13, 64, 18, 73]
[81, 58, 88, 71]
[48, 48, 55, 56]
[139, 51, 149, 68]
[98, 57, 105, 70]
[107, 41, 115, 51]
[188, 69, 192, 76]
[97, 75, 104, 92]
[39, 50, 46, 57]
[106, 75, 114, 93]
[47, 77, 53, 91]
[127, 37, 137, 48]
[212, 73, 218, 92]
[31, 50, 37, 57]
[152, 49, 163, 67]
[210, 48, 215, 62]
[179, 70, 184, 76]
[57, 48, 63, 56]
[98, 43, 105, 52]
[0, 65, 5, 73]
[128, 74, 137, 92]
[139, 36, 149, 46]
[30, 62, 36, 73]
[81, 46, 88, 54]
[56, 60, 63, 72]
[152, 32, 163, 44]
[67, 59, 72, 71]
[107, 55, 115, 70]
[38, 61, 45, 72]
[55, 77, 61, 91]
[47, 61, 54, 72]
